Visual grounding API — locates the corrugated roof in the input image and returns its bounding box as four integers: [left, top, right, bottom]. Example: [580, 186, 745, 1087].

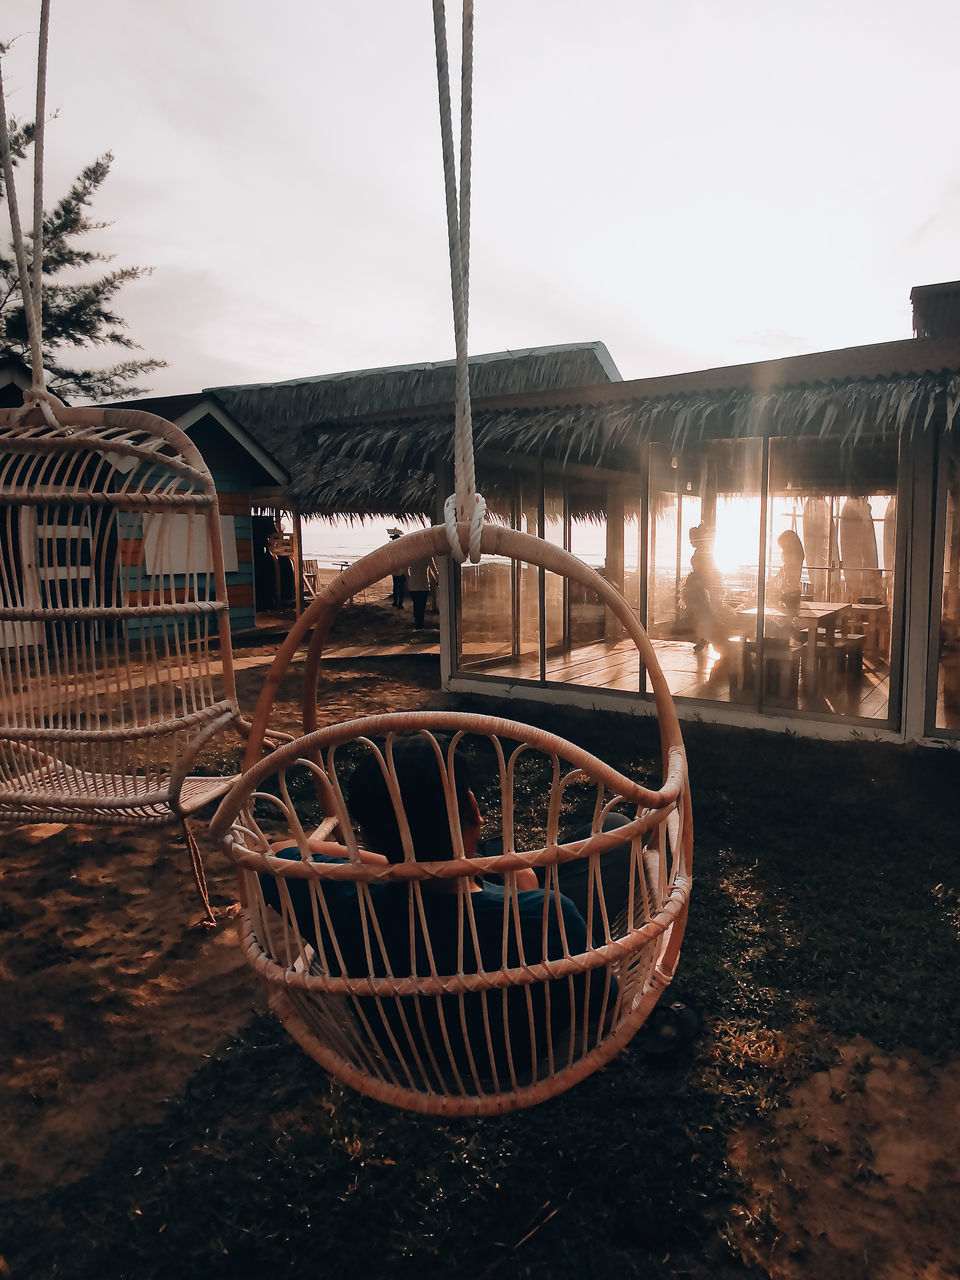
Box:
[109, 391, 208, 419]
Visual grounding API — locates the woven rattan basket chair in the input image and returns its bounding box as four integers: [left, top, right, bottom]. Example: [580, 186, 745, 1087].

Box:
[210, 524, 692, 1115]
[0, 402, 249, 859]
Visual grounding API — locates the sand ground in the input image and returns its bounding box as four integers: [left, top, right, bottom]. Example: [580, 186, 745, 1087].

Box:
[2, 591, 959, 1277]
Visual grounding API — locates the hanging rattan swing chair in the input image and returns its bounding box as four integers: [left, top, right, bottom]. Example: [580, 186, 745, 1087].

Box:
[211, 525, 692, 1116]
[209, 0, 693, 1115]
[0, 13, 254, 922]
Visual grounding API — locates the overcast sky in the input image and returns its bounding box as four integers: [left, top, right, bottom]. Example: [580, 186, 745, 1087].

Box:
[3, 0, 960, 399]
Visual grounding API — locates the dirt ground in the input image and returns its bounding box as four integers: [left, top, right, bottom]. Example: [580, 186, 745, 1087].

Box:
[726, 1039, 960, 1277]
[1, 594, 444, 1203]
[2, 598, 960, 1277]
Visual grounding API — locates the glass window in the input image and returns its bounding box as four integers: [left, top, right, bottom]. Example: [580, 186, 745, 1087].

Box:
[765, 436, 898, 720]
[543, 474, 643, 692]
[936, 437, 960, 731]
[455, 430, 906, 727]
[540, 478, 565, 679]
[515, 475, 542, 675]
[647, 440, 763, 703]
[456, 468, 546, 682]
[457, 484, 516, 674]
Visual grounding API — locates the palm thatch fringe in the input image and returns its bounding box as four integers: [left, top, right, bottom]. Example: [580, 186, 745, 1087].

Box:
[284, 371, 959, 517]
[292, 464, 438, 522]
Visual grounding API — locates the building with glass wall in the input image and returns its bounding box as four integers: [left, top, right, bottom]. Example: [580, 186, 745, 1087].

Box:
[443, 317, 960, 745]
[209, 292, 960, 747]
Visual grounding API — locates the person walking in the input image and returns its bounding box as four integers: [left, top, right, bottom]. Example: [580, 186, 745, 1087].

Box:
[388, 529, 406, 607]
[407, 554, 436, 629]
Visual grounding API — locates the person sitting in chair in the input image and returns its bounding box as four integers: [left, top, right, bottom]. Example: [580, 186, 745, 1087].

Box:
[263, 737, 630, 1077]
[775, 530, 805, 617]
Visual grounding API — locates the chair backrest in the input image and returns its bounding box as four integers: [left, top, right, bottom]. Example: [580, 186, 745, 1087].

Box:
[0, 403, 241, 824]
[302, 558, 321, 599]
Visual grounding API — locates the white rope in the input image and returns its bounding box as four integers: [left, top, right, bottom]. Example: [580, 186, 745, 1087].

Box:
[458, 1, 472, 333]
[444, 491, 486, 565]
[0, 0, 58, 420]
[432, 0, 484, 564]
[31, 1, 50, 353]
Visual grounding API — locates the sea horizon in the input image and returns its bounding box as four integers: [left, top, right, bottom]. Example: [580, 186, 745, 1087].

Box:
[299, 517, 613, 571]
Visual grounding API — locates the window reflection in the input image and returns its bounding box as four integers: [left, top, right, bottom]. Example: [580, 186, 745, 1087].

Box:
[763, 439, 898, 720]
[456, 434, 902, 725]
[647, 441, 762, 703]
[458, 488, 515, 672]
[937, 440, 960, 729]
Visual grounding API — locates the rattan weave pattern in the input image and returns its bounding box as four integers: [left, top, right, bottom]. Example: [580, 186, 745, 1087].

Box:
[0, 402, 245, 829]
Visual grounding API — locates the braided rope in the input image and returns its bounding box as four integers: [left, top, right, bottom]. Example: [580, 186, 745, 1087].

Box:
[0, 68, 42, 385]
[458, 1, 472, 331]
[432, 0, 484, 564]
[31, 0, 50, 358]
[0, 0, 53, 408]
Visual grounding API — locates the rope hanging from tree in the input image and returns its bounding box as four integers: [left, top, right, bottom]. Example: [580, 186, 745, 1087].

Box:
[432, 0, 486, 564]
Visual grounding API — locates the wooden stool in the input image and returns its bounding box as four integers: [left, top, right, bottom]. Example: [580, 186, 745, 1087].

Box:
[850, 602, 889, 658]
[837, 632, 866, 678]
[734, 638, 801, 707]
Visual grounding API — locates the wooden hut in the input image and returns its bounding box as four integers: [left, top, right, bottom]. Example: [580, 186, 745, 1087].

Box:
[107, 393, 289, 633]
[0, 355, 32, 409]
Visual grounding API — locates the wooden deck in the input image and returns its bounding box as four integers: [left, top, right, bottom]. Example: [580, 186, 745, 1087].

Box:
[463, 636, 893, 721]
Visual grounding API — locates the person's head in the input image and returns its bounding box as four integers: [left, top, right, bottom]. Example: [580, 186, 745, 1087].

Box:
[689, 523, 714, 551]
[777, 529, 804, 564]
[347, 735, 479, 863]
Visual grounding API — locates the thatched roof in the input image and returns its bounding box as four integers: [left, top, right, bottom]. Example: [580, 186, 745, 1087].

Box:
[206, 342, 621, 475]
[256, 336, 960, 517]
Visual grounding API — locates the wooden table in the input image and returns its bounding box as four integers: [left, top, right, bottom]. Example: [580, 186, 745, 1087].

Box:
[739, 601, 850, 696]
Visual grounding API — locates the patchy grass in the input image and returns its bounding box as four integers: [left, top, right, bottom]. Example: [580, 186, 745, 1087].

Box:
[3, 690, 959, 1279]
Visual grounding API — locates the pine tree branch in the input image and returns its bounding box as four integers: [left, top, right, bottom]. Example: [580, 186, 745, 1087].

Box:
[0, 143, 165, 400]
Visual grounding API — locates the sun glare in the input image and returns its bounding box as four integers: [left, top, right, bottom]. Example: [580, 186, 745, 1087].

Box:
[713, 498, 761, 576]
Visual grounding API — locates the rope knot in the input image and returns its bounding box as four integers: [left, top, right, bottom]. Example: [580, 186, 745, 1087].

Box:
[19, 383, 65, 428]
[444, 491, 486, 564]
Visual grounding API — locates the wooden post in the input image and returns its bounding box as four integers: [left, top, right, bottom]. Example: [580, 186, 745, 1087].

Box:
[292, 509, 304, 618]
[605, 485, 625, 641]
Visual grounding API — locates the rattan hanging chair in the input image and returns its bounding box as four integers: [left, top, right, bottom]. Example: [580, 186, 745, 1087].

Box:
[0, 402, 259, 922]
[0, 401, 250, 829]
[209, 523, 693, 1116]
[0, 15, 255, 918]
